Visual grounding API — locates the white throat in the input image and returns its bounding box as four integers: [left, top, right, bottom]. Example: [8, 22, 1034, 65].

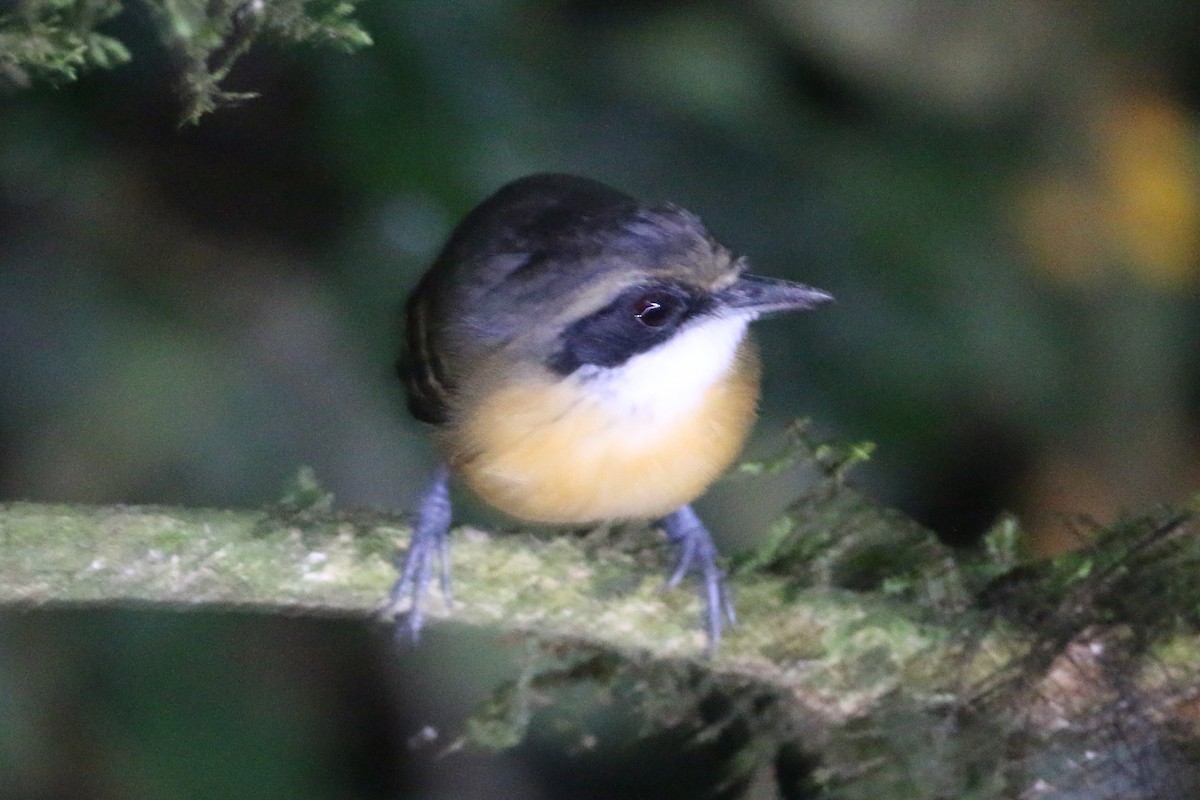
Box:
[575, 314, 750, 418]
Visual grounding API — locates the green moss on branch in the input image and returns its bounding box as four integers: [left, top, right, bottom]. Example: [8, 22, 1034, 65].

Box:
[2, 469, 1199, 798]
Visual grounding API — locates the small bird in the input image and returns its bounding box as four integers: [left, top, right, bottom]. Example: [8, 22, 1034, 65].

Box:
[391, 173, 831, 654]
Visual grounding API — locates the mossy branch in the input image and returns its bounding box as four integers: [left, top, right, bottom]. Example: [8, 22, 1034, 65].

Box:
[2, 445, 1200, 797]
[146, 0, 371, 125]
[0, 0, 371, 123]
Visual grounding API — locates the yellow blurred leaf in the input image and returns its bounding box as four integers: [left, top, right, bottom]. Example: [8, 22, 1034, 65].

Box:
[1016, 89, 1200, 290]
[1097, 93, 1200, 289]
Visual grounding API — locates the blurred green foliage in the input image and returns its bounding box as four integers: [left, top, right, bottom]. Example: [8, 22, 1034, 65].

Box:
[2, 0, 1200, 798]
[0, 0, 129, 88]
[1, 0, 371, 121]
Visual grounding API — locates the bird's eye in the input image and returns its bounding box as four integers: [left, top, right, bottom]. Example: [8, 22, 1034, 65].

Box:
[633, 292, 678, 327]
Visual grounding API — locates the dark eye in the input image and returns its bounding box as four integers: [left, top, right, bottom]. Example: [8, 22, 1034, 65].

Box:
[633, 292, 679, 327]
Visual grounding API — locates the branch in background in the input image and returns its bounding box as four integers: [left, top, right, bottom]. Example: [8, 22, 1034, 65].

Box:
[0, 0, 130, 89]
[0, 0, 372, 123]
[146, 0, 372, 124]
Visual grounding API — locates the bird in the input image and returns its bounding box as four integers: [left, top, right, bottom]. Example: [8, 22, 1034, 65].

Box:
[390, 173, 832, 655]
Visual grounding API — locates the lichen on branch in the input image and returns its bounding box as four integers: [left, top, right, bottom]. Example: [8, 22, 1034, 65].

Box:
[2, 454, 1199, 798]
[145, 0, 372, 124]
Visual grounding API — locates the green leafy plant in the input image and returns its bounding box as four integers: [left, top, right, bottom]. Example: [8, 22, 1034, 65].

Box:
[0, 0, 372, 123]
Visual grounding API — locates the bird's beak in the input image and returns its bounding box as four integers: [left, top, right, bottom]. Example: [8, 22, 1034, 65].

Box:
[715, 274, 833, 318]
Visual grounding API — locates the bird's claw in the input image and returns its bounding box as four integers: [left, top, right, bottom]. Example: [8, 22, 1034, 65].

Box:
[660, 504, 735, 656]
[387, 465, 452, 642]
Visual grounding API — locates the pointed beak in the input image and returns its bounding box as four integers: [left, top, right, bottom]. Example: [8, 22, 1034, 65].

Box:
[715, 274, 833, 318]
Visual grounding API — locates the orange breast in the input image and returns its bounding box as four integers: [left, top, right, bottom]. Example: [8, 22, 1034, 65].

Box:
[447, 345, 761, 524]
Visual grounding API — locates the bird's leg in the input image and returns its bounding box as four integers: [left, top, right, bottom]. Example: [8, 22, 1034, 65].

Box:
[389, 464, 452, 642]
[660, 504, 736, 656]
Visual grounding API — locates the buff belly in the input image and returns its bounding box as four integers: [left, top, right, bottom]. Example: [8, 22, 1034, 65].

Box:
[447, 356, 760, 524]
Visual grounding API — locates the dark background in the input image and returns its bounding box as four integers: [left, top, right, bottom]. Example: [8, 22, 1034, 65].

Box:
[3, 1, 1200, 797]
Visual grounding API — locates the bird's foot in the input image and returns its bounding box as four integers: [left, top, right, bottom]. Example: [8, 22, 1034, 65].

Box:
[660, 504, 736, 657]
[385, 465, 453, 642]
